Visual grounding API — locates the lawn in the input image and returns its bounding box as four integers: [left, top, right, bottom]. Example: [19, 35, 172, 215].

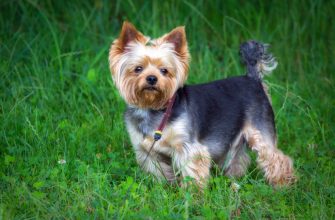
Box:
[1, 0, 334, 219]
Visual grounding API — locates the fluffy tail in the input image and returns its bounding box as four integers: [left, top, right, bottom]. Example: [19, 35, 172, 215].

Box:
[239, 40, 278, 80]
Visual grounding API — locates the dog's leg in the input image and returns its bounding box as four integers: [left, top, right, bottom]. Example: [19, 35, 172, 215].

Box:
[136, 137, 176, 182]
[136, 151, 176, 182]
[244, 124, 295, 186]
[223, 133, 251, 178]
[173, 144, 211, 189]
[225, 145, 251, 178]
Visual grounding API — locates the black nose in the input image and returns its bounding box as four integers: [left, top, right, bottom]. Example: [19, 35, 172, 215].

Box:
[146, 75, 158, 85]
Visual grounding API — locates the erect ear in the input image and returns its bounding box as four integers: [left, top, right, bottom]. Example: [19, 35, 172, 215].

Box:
[161, 26, 190, 86]
[162, 26, 188, 55]
[117, 21, 147, 50]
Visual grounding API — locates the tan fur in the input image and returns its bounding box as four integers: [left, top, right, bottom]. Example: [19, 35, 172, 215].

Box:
[160, 117, 211, 188]
[109, 22, 149, 80]
[154, 26, 190, 84]
[126, 114, 211, 188]
[221, 132, 250, 177]
[109, 21, 190, 109]
[262, 82, 272, 104]
[225, 148, 251, 178]
[243, 123, 296, 186]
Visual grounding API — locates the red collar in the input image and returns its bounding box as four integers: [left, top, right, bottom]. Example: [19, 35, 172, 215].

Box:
[154, 93, 177, 141]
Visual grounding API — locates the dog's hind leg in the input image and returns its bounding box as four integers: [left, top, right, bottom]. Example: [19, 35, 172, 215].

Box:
[243, 122, 295, 186]
[222, 132, 251, 178]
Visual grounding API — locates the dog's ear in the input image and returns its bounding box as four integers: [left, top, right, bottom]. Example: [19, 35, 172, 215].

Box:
[109, 22, 148, 77]
[162, 26, 188, 55]
[159, 26, 190, 87]
[116, 21, 148, 51]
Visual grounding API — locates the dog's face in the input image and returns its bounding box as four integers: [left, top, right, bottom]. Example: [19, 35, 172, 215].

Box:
[109, 22, 190, 109]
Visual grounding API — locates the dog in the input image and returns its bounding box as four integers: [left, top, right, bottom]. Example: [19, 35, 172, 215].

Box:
[108, 21, 295, 188]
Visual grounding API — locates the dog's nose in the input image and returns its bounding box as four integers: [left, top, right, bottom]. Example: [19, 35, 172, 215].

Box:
[146, 75, 158, 85]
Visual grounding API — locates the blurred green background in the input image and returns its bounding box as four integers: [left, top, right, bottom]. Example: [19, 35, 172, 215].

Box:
[1, 0, 334, 219]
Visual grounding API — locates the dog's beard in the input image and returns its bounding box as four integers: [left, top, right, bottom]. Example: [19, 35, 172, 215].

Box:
[134, 86, 170, 110]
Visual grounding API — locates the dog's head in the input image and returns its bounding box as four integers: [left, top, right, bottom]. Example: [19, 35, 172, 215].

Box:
[109, 22, 190, 109]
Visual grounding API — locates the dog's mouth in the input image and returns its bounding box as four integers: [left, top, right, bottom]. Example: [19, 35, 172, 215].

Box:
[142, 86, 159, 92]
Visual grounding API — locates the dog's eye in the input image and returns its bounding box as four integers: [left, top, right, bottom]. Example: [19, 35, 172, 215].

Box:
[160, 68, 168, 75]
[134, 66, 143, 73]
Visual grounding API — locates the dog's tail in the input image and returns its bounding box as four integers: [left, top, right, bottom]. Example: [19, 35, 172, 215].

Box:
[239, 40, 278, 80]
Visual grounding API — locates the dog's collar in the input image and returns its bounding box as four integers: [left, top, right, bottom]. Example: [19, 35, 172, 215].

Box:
[153, 93, 177, 141]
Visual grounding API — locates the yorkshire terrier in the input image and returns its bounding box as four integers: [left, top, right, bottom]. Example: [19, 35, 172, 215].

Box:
[109, 21, 295, 188]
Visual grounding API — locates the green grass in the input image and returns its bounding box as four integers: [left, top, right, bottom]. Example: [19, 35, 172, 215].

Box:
[1, 0, 334, 219]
